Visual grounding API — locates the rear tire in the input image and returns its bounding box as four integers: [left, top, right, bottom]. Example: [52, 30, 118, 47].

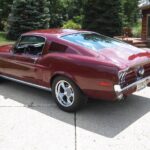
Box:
[52, 76, 87, 112]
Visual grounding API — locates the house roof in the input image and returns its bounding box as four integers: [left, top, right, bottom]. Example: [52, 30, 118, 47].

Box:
[139, 0, 150, 9]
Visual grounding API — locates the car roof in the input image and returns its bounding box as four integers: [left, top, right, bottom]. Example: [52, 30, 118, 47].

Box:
[23, 29, 90, 38]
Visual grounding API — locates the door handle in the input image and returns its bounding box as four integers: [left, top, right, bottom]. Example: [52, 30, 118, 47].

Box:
[33, 58, 38, 64]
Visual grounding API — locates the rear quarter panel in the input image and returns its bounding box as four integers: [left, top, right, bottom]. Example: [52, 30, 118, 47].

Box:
[39, 53, 119, 100]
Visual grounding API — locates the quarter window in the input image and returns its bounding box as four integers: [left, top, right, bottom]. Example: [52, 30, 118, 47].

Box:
[49, 42, 68, 53]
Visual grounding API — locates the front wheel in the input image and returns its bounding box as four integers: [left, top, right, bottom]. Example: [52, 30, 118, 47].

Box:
[52, 76, 87, 112]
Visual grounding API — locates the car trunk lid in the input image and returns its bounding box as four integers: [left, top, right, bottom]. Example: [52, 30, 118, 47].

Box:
[97, 46, 150, 70]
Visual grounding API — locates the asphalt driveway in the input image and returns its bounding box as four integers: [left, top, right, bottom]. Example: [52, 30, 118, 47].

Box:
[0, 80, 150, 150]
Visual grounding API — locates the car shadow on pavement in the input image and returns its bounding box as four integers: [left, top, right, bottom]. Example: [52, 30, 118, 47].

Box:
[0, 80, 150, 138]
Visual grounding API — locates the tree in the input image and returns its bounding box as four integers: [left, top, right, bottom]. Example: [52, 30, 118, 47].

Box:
[7, 0, 50, 40]
[48, 0, 85, 28]
[0, 0, 13, 31]
[121, 0, 139, 27]
[82, 0, 122, 37]
[62, 0, 85, 24]
[48, 0, 64, 28]
[62, 0, 84, 20]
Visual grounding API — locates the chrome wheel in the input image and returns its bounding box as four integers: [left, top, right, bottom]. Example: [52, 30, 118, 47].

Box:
[55, 80, 75, 107]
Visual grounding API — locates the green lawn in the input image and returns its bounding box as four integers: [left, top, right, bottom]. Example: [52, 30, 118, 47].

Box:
[0, 32, 14, 45]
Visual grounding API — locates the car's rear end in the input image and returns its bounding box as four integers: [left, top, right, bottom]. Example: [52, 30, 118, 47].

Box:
[114, 61, 150, 100]
[60, 31, 150, 102]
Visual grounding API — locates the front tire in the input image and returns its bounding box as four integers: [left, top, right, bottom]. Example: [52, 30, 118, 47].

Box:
[52, 76, 87, 112]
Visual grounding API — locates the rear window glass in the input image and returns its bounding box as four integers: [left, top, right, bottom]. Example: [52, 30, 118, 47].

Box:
[61, 33, 129, 51]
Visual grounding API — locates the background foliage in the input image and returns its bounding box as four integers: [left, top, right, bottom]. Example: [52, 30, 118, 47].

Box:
[82, 0, 122, 37]
[7, 0, 50, 40]
[121, 0, 139, 27]
[0, 0, 141, 40]
[0, 0, 13, 31]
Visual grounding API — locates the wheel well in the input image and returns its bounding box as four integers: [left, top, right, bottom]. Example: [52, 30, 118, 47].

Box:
[50, 74, 60, 87]
[50, 74, 76, 87]
[50, 74, 80, 90]
[50, 74, 87, 98]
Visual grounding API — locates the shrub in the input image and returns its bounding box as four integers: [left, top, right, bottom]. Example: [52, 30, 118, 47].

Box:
[132, 20, 142, 38]
[63, 20, 81, 29]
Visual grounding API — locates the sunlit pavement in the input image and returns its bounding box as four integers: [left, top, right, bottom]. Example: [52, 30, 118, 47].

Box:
[0, 80, 150, 150]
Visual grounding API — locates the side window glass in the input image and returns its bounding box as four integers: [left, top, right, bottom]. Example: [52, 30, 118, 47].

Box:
[49, 42, 68, 53]
[18, 36, 45, 46]
[15, 36, 45, 55]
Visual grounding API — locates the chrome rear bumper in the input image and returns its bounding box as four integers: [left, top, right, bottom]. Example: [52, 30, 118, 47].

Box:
[114, 76, 150, 100]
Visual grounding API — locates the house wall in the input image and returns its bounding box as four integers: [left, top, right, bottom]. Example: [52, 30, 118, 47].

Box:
[142, 9, 150, 40]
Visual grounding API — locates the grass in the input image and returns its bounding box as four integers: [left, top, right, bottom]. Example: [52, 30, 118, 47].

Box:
[0, 32, 14, 45]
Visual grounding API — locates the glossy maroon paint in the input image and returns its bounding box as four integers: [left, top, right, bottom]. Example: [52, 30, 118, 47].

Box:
[0, 29, 150, 100]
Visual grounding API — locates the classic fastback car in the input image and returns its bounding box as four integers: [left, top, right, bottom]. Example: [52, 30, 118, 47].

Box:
[0, 29, 150, 112]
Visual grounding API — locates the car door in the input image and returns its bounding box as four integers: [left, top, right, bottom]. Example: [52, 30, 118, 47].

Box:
[0, 37, 21, 75]
[13, 35, 47, 85]
[2, 35, 46, 85]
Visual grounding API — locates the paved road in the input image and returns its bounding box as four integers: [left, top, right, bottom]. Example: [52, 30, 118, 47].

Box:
[0, 80, 150, 150]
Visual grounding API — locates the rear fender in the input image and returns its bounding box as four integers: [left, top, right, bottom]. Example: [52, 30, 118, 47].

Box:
[50, 71, 79, 88]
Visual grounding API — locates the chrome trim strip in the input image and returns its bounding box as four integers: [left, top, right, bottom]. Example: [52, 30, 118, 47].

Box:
[115, 76, 150, 93]
[0, 75, 51, 92]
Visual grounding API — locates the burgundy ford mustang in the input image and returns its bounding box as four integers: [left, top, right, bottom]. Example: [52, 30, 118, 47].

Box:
[0, 29, 150, 112]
